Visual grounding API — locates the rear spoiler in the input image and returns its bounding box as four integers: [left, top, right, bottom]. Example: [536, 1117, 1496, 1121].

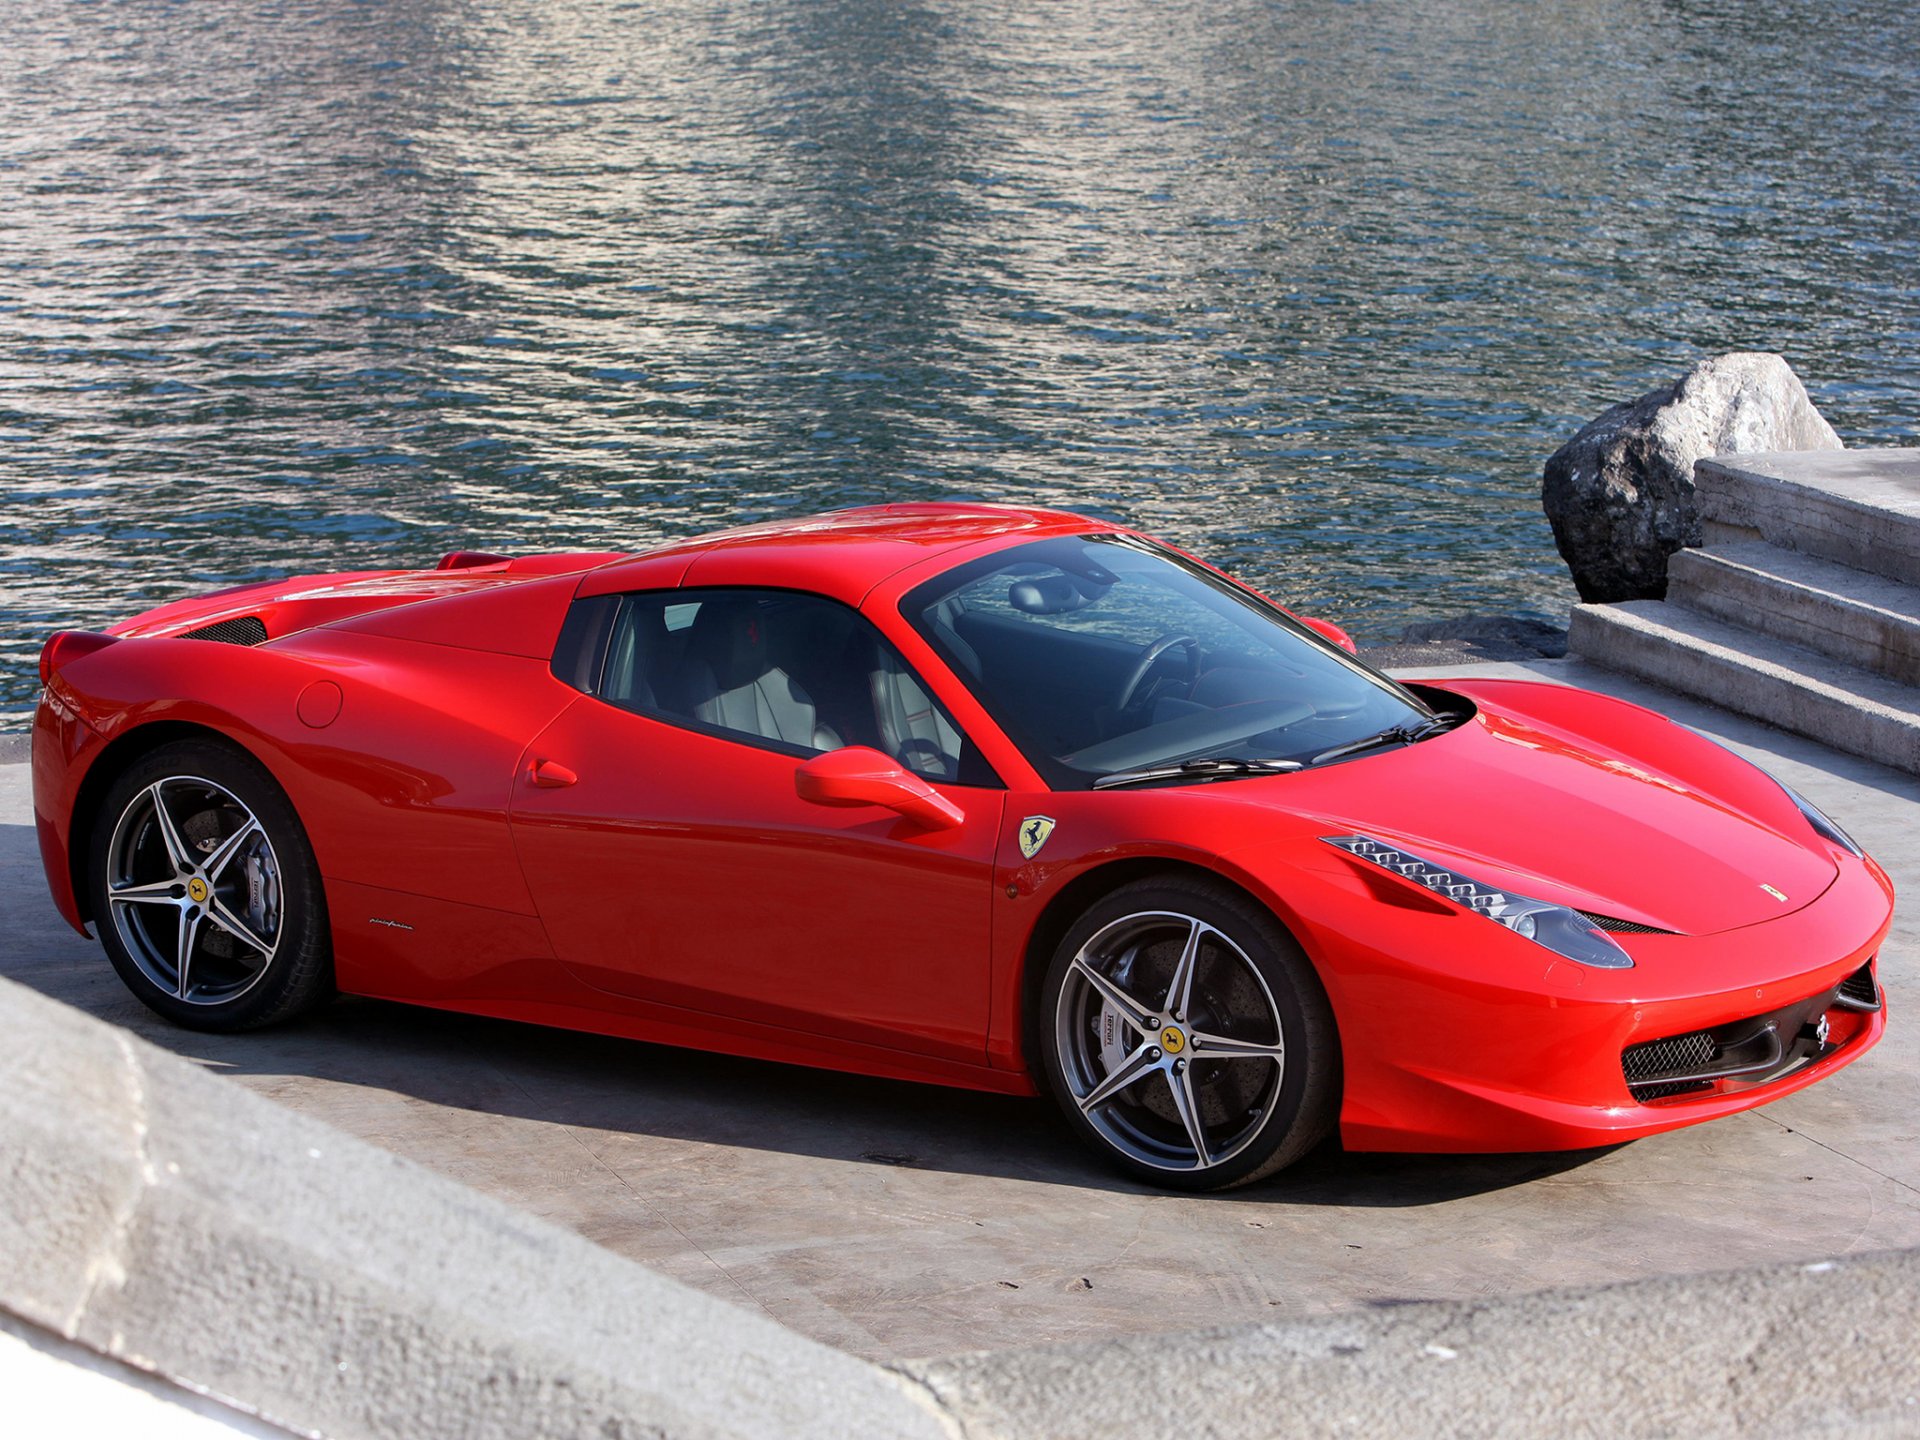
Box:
[39, 631, 118, 684]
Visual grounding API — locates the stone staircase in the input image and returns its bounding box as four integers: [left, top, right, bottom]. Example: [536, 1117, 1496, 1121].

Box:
[1567, 450, 1920, 774]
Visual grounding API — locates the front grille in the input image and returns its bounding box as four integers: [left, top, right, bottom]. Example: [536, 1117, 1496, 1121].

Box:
[179, 616, 268, 646]
[1623, 1030, 1715, 1085]
[1623, 984, 1851, 1105]
[1578, 910, 1674, 936]
[1838, 961, 1881, 1012]
[1624, 1026, 1720, 1101]
[1633, 1077, 1714, 1102]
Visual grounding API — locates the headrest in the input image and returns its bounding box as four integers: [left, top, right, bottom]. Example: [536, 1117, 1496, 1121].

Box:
[1009, 573, 1096, 616]
[689, 597, 768, 690]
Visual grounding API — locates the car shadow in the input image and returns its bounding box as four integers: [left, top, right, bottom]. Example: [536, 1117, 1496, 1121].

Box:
[3, 816, 1613, 1207]
[6, 964, 1614, 1208]
[246, 998, 1620, 1205]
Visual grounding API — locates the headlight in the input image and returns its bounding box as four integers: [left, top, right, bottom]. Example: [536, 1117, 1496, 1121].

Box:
[1324, 834, 1633, 969]
[1780, 784, 1865, 859]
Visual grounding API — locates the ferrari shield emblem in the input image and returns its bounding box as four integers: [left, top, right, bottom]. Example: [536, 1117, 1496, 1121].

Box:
[1018, 815, 1056, 860]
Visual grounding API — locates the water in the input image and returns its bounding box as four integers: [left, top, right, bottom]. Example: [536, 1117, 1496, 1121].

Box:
[4, 0, 1918, 724]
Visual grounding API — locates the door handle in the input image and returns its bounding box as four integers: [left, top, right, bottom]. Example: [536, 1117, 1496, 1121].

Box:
[530, 759, 579, 789]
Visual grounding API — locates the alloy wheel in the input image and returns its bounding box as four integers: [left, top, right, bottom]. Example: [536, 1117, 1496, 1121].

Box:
[104, 774, 283, 1005]
[1053, 909, 1287, 1173]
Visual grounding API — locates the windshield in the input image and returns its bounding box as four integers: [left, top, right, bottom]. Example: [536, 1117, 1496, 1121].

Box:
[904, 535, 1436, 789]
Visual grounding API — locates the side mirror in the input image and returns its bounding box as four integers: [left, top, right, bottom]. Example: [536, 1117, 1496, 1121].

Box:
[794, 747, 964, 831]
[1299, 615, 1358, 654]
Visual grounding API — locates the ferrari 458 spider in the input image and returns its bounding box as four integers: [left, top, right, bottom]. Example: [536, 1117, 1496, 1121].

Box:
[33, 504, 1892, 1189]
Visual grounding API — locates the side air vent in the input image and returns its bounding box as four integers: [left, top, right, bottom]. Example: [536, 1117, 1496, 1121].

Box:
[1578, 910, 1674, 936]
[179, 616, 269, 646]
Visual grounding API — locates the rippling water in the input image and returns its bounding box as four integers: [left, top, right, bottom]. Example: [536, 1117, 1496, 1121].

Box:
[3, 0, 1917, 723]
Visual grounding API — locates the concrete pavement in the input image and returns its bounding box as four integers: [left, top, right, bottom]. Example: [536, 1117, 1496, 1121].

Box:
[8, 931, 1915, 1440]
[4, 656, 1917, 1364]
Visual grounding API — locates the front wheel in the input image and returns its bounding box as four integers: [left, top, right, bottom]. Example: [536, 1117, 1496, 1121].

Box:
[88, 739, 333, 1031]
[1039, 875, 1339, 1190]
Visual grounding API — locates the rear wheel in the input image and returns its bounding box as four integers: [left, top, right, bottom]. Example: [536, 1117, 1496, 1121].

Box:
[1039, 875, 1338, 1190]
[88, 739, 333, 1031]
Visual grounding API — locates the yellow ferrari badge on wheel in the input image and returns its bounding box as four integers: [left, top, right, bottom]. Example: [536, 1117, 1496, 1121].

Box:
[1018, 815, 1056, 859]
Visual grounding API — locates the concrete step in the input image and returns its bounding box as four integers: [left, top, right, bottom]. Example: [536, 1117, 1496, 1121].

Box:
[1695, 450, 1920, 587]
[1567, 600, 1920, 774]
[1667, 541, 1920, 686]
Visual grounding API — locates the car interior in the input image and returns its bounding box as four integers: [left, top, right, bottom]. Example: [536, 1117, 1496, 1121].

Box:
[591, 588, 989, 785]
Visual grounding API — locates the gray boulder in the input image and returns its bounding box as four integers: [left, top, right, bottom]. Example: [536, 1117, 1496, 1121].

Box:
[1542, 353, 1842, 602]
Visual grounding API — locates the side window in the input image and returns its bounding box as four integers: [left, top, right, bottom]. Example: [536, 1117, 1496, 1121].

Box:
[562, 588, 997, 786]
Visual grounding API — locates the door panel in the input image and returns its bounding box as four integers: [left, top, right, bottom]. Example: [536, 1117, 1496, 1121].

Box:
[509, 697, 1004, 1063]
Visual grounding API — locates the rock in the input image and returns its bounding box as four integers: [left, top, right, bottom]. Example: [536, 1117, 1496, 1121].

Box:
[1542, 353, 1842, 603]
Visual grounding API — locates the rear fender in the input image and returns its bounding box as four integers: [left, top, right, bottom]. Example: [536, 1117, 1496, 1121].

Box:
[37, 632, 577, 945]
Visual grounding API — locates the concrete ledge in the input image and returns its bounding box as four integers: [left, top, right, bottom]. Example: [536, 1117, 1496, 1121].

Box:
[909, 1251, 1920, 1439]
[1669, 542, 1920, 687]
[1569, 600, 1920, 773]
[0, 976, 955, 1440]
[1698, 450, 1920, 585]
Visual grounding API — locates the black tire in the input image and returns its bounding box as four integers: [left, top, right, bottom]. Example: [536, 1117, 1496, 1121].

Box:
[87, 738, 333, 1031]
[1038, 874, 1339, 1191]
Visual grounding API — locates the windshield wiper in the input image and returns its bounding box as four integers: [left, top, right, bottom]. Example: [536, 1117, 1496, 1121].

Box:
[1309, 715, 1457, 767]
[1092, 756, 1304, 791]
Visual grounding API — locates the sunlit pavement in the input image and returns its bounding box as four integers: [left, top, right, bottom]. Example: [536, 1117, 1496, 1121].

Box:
[4, 656, 1915, 1363]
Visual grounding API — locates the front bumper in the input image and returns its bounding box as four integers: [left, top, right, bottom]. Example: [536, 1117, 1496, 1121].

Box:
[1287, 849, 1895, 1154]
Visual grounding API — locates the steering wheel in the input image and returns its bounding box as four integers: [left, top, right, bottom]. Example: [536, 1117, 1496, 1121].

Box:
[1114, 633, 1200, 712]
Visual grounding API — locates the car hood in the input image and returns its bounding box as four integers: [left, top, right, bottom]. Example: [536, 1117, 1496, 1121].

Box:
[1219, 690, 1836, 936]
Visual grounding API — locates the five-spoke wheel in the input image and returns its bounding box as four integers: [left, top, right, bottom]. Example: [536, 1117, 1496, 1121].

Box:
[1040, 876, 1337, 1189]
[90, 740, 332, 1030]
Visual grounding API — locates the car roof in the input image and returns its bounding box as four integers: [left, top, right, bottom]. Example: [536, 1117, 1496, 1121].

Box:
[576, 501, 1121, 606]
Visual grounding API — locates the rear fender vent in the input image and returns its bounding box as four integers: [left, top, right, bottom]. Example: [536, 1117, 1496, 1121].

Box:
[178, 616, 269, 646]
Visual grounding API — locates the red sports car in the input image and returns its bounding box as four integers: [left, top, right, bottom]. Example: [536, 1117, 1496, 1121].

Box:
[33, 505, 1892, 1189]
